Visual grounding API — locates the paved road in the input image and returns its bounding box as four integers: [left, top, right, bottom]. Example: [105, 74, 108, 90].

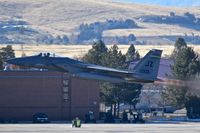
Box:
[0, 123, 200, 133]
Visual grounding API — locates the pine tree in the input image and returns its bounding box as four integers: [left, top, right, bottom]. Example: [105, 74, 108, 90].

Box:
[62, 35, 69, 44]
[82, 40, 107, 65]
[171, 47, 199, 108]
[115, 83, 142, 109]
[128, 34, 136, 43]
[171, 37, 187, 59]
[102, 44, 126, 69]
[185, 96, 200, 118]
[0, 45, 15, 60]
[172, 47, 199, 79]
[0, 45, 15, 70]
[82, 42, 142, 118]
[125, 44, 140, 62]
[100, 44, 126, 117]
[101, 44, 142, 116]
[0, 58, 3, 70]
[163, 38, 200, 109]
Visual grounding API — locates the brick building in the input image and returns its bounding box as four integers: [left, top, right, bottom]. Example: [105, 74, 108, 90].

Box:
[0, 71, 100, 121]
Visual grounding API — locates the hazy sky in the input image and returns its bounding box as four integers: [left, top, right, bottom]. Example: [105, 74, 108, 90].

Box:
[115, 0, 200, 7]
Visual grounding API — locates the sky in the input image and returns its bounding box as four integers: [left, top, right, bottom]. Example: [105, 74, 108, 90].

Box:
[114, 0, 200, 7]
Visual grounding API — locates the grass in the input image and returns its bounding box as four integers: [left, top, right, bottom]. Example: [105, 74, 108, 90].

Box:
[1, 44, 200, 58]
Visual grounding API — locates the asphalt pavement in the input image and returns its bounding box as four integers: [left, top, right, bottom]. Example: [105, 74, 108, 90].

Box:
[0, 123, 200, 133]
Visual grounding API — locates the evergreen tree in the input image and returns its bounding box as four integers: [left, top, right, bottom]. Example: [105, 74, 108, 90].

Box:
[82, 40, 107, 65]
[0, 45, 15, 60]
[0, 58, 3, 70]
[100, 44, 126, 117]
[170, 47, 199, 108]
[116, 83, 142, 108]
[102, 44, 126, 69]
[82, 41, 142, 117]
[128, 34, 136, 42]
[62, 35, 69, 44]
[170, 37, 187, 59]
[185, 96, 200, 119]
[0, 45, 15, 69]
[124, 44, 142, 108]
[125, 44, 140, 62]
[163, 38, 200, 109]
[101, 44, 142, 117]
[162, 86, 188, 109]
[172, 47, 199, 80]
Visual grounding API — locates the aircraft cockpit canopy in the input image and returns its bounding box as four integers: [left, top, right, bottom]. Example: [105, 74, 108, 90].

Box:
[37, 52, 60, 57]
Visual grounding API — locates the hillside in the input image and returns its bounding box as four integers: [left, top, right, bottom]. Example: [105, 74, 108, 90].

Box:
[0, 0, 200, 44]
[116, 0, 200, 7]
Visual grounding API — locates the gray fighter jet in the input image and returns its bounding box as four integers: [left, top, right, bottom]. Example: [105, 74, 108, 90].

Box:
[6, 49, 162, 83]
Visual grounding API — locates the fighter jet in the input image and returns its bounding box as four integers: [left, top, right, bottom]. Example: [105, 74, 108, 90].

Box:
[6, 49, 162, 83]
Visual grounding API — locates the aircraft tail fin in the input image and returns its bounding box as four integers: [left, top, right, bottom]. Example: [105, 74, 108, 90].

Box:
[128, 49, 162, 81]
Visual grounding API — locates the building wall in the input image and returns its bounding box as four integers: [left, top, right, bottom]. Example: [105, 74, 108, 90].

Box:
[70, 78, 100, 119]
[0, 71, 100, 121]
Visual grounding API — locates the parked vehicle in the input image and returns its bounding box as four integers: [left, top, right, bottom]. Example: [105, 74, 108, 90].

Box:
[32, 113, 49, 123]
[85, 111, 96, 123]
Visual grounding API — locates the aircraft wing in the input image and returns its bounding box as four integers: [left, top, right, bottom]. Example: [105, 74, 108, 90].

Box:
[86, 65, 133, 77]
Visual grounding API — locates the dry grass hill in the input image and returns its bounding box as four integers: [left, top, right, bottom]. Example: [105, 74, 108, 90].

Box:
[1, 0, 200, 37]
[1, 0, 200, 57]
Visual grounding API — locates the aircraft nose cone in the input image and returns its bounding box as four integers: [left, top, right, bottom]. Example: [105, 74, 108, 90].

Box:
[6, 58, 22, 65]
[6, 56, 47, 68]
[6, 58, 15, 64]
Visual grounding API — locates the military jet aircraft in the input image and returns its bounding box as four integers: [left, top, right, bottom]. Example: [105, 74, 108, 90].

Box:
[6, 49, 162, 83]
